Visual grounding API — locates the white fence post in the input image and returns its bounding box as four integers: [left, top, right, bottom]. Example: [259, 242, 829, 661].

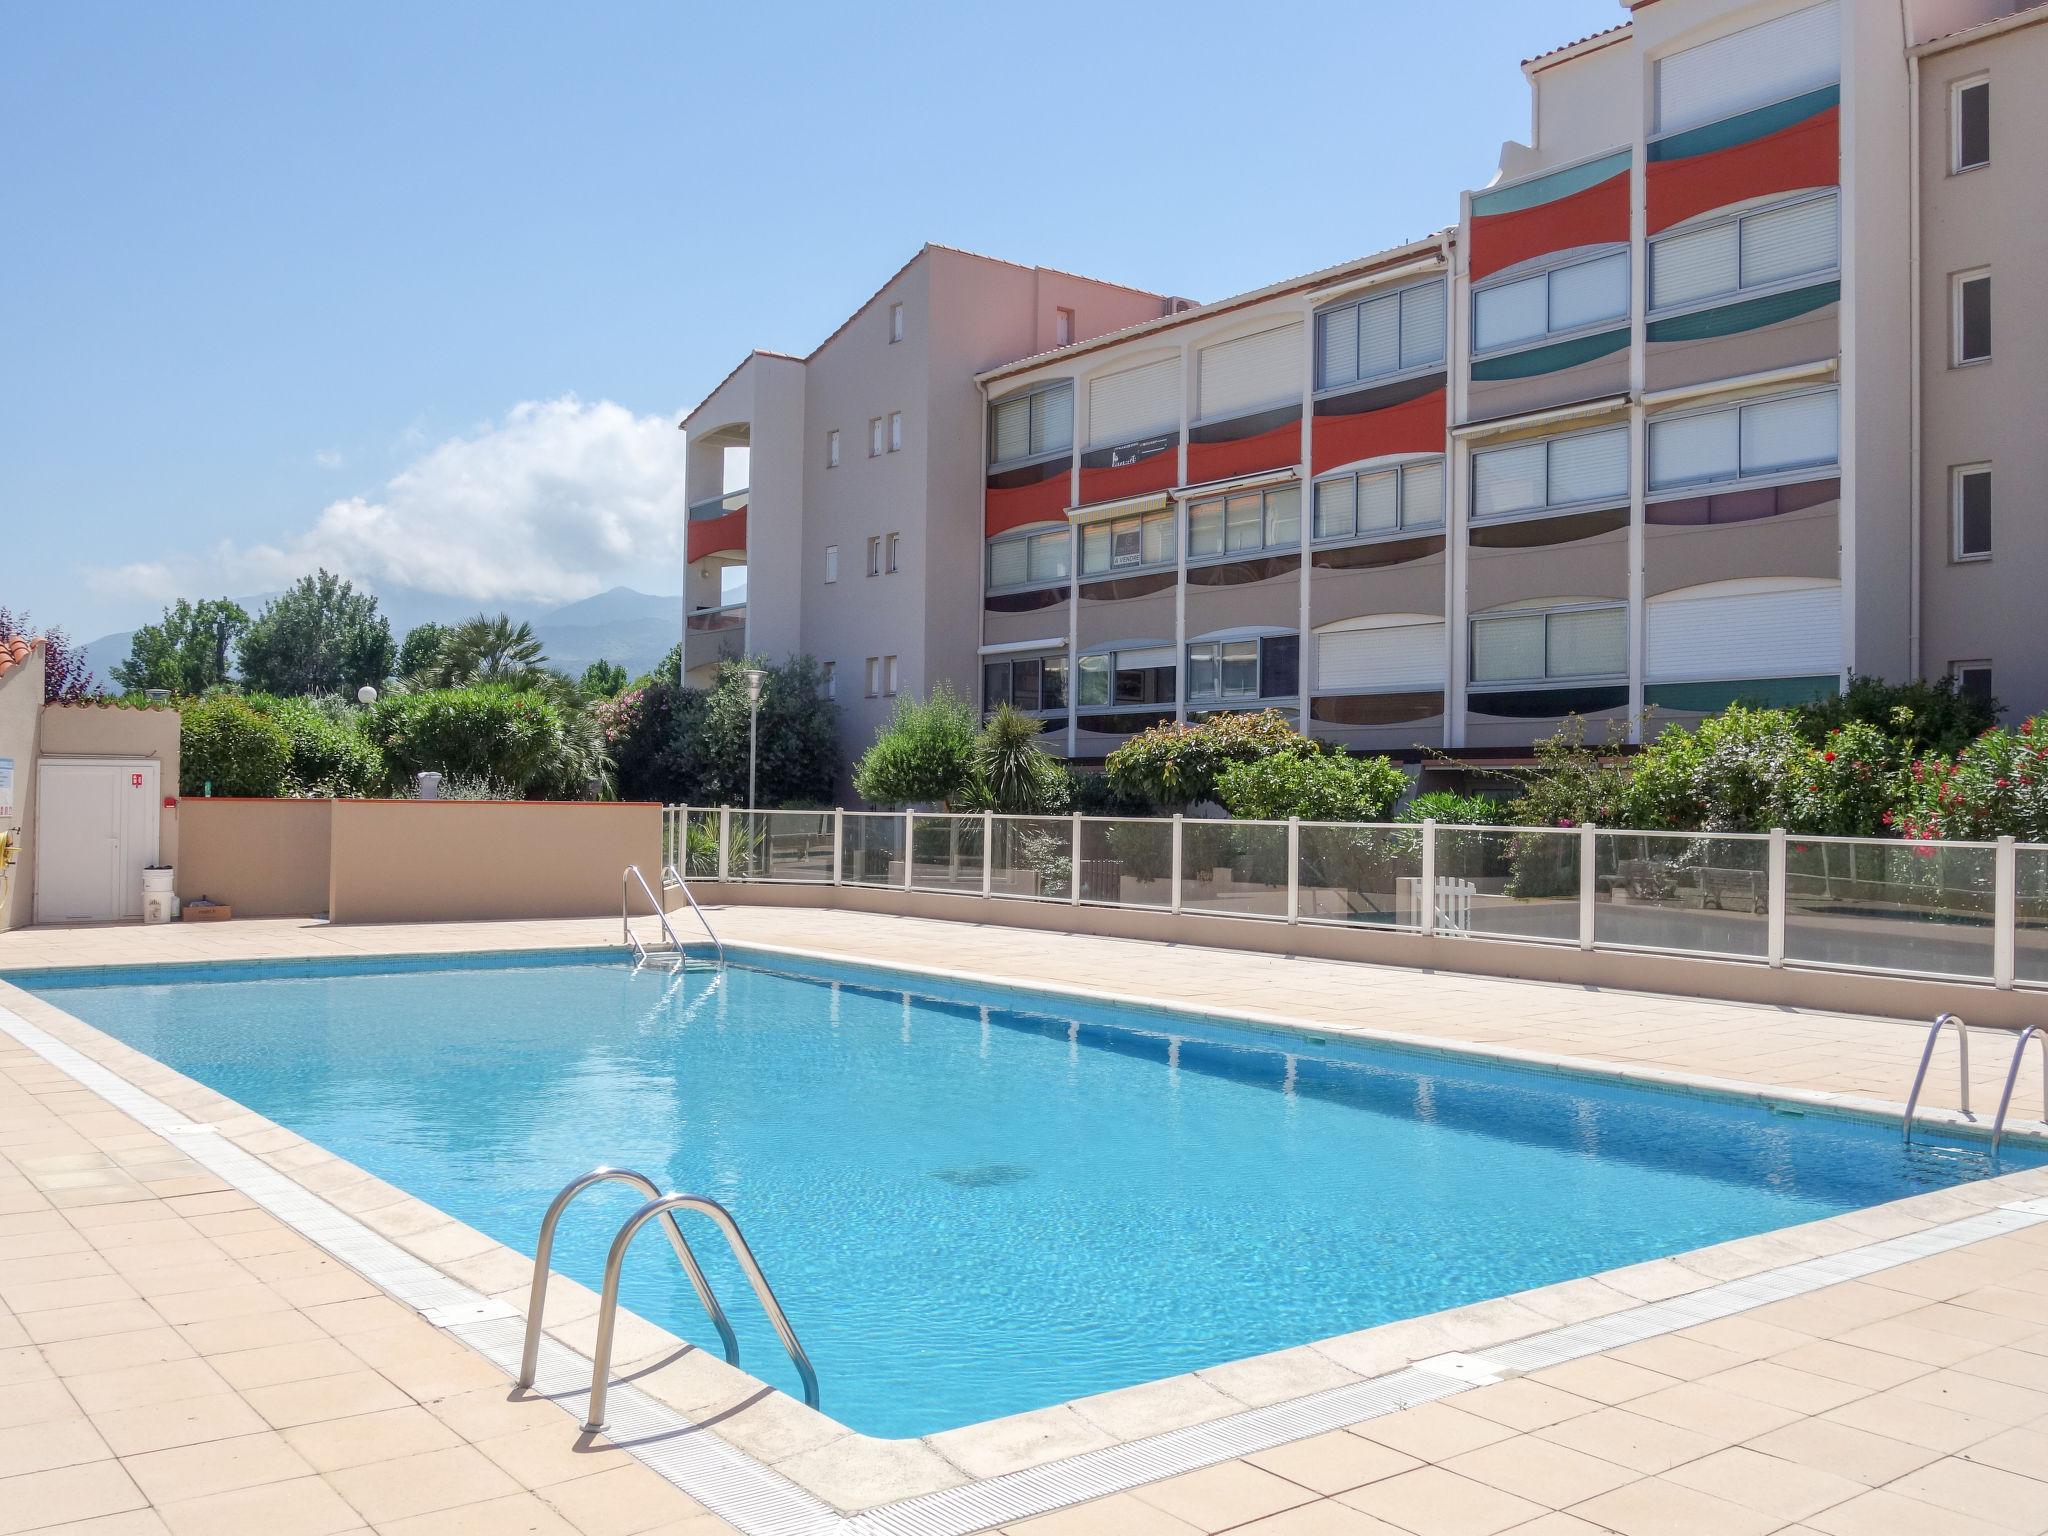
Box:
[1170, 815, 1184, 915]
[717, 806, 731, 883]
[982, 811, 994, 899]
[1995, 834, 2017, 990]
[1579, 823, 1597, 951]
[1287, 817, 1300, 925]
[832, 808, 844, 886]
[1419, 818, 1437, 937]
[903, 809, 915, 891]
[1767, 826, 1787, 968]
[1070, 813, 1083, 906]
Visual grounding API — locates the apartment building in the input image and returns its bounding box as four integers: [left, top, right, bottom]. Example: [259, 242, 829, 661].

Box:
[678, 246, 1175, 774]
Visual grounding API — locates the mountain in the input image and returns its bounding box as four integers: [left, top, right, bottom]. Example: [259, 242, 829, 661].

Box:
[83, 584, 682, 689]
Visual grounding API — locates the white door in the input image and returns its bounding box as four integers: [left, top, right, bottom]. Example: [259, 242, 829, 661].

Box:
[35, 759, 160, 923]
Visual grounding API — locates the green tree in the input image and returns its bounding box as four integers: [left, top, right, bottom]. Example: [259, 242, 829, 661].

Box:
[1215, 750, 1408, 822]
[237, 570, 394, 696]
[395, 621, 450, 680]
[599, 655, 838, 806]
[112, 598, 248, 694]
[250, 695, 385, 797]
[423, 613, 547, 686]
[852, 685, 979, 808]
[179, 695, 292, 797]
[580, 659, 629, 698]
[363, 685, 576, 797]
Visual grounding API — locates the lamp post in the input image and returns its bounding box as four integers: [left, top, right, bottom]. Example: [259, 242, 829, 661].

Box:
[742, 668, 767, 812]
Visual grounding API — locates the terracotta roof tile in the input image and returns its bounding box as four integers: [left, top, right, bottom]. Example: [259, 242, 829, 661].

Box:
[1524, 20, 1630, 69]
[0, 636, 41, 681]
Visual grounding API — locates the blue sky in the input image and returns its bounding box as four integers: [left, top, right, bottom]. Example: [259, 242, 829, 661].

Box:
[3, 0, 1619, 642]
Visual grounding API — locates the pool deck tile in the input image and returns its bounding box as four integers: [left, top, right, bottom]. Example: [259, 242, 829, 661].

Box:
[7, 910, 2048, 1535]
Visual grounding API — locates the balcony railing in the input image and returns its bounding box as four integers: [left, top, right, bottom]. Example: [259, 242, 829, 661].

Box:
[688, 487, 749, 521]
[685, 602, 746, 634]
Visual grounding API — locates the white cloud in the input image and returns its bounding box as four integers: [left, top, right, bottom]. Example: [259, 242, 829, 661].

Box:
[312, 449, 343, 469]
[88, 397, 689, 609]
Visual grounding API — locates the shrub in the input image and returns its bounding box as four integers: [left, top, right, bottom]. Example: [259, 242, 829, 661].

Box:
[965, 706, 1069, 814]
[1398, 790, 1502, 825]
[1892, 716, 2048, 842]
[1783, 720, 1903, 837]
[602, 656, 839, 807]
[1215, 750, 1408, 822]
[253, 695, 384, 797]
[852, 685, 978, 808]
[1796, 673, 1999, 758]
[1104, 710, 1310, 808]
[363, 685, 572, 796]
[1621, 705, 1813, 833]
[180, 694, 292, 797]
[1502, 717, 1632, 829]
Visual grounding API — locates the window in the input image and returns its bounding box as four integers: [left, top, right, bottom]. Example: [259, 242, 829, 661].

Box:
[1316, 279, 1447, 392]
[1647, 389, 1838, 493]
[824, 545, 839, 584]
[864, 658, 879, 698]
[986, 527, 1070, 589]
[1653, 0, 1838, 138]
[821, 661, 836, 700]
[1088, 358, 1179, 448]
[1471, 604, 1627, 685]
[889, 302, 904, 343]
[989, 382, 1075, 465]
[984, 655, 1068, 713]
[1196, 322, 1302, 422]
[1952, 661, 1994, 706]
[883, 656, 899, 696]
[866, 536, 882, 577]
[1079, 507, 1175, 576]
[1954, 272, 1991, 365]
[888, 412, 903, 452]
[1075, 649, 1175, 709]
[1187, 634, 1300, 703]
[1472, 252, 1628, 354]
[886, 532, 900, 573]
[869, 418, 884, 457]
[1472, 425, 1629, 520]
[827, 429, 841, 468]
[1055, 307, 1075, 346]
[1186, 484, 1301, 560]
[1650, 192, 1839, 312]
[1954, 77, 1990, 172]
[1314, 459, 1445, 541]
[1954, 466, 1991, 561]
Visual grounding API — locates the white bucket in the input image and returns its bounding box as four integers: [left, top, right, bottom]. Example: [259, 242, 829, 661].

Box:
[142, 867, 175, 893]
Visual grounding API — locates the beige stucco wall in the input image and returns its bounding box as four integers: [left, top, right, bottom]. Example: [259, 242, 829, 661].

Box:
[0, 652, 44, 932]
[326, 801, 660, 923]
[38, 702, 181, 871]
[177, 799, 332, 917]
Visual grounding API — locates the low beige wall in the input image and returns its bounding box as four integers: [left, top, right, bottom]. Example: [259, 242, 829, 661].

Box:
[327, 801, 661, 923]
[177, 799, 332, 917]
[40, 701, 182, 871]
[698, 879, 2043, 1030]
[0, 652, 42, 932]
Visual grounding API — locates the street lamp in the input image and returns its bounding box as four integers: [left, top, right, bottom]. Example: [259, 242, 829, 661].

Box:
[357, 685, 378, 705]
[742, 668, 767, 811]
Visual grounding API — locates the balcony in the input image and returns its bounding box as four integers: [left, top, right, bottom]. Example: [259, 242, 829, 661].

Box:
[687, 487, 749, 565]
[683, 602, 746, 680]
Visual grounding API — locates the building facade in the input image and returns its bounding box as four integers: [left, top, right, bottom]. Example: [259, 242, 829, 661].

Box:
[687, 0, 2046, 788]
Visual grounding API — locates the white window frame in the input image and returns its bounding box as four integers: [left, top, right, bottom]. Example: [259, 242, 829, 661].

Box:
[885, 532, 900, 573]
[1953, 269, 1991, 366]
[869, 417, 884, 457]
[1952, 464, 1992, 562]
[827, 429, 841, 468]
[1185, 633, 1301, 705]
[866, 536, 881, 578]
[988, 380, 1076, 468]
[1951, 660, 1994, 705]
[1078, 507, 1176, 578]
[1645, 386, 1840, 499]
[1470, 248, 1630, 359]
[1184, 483, 1302, 564]
[824, 545, 839, 584]
[1055, 307, 1075, 346]
[1312, 457, 1446, 545]
[985, 527, 1071, 592]
[1952, 75, 1990, 173]
[888, 411, 903, 453]
[821, 660, 836, 699]
[1313, 277, 1448, 394]
[864, 658, 879, 698]
[883, 656, 899, 696]
[1647, 189, 1840, 318]
[889, 302, 904, 343]
[1471, 424, 1630, 524]
[1469, 601, 1629, 688]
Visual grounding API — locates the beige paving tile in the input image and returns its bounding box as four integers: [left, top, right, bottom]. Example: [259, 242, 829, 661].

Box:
[1130, 1460, 1319, 1531]
[0, 1458, 147, 1535]
[1337, 1464, 1546, 1536]
[1568, 1475, 1780, 1536]
[1625, 1380, 1805, 1441]
[1660, 1444, 1865, 1524]
[282, 1404, 464, 1473]
[242, 1366, 412, 1429]
[1245, 1430, 1419, 1496]
[1351, 1402, 1517, 1462]
[62, 1357, 233, 1415]
[1697, 1359, 1872, 1416]
[90, 1389, 272, 1456]
[1453, 1380, 1597, 1434]
[122, 1426, 317, 1503]
[1822, 1386, 2005, 1454]
[534, 1461, 709, 1536]
[1532, 1406, 1723, 1475]
[154, 1472, 367, 1536]
[1230, 1503, 1417, 1535]
[0, 1413, 111, 1477]
[1521, 1355, 1675, 1406]
[1801, 1486, 2014, 1536]
[326, 1442, 524, 1523]
[1442, 1436, 1635, 1508]
[1885, 1456, 2048, 1533]
[210, 1337, 366, 1392]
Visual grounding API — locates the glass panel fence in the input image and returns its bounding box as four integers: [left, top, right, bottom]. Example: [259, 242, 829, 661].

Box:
[840, 812, 905, 886]
[1784, 837, 1995, 980]
[1432, 827, 1579, 943]
[1180, 819, 1288, 919]
[910, 814, 985, 894]
[1078, 817, 1173, 908]
[673, 809, 722, 880]
[1594, 831, 1768, 959]
[991, 816, 1074, 902]
[1297, 823, 1422, 929]
[737, 811, 834, 881]
[2018, 845, 2048, 987]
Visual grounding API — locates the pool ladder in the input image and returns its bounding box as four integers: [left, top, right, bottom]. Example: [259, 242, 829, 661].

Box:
[1902, 1012, 2048, 1152]
[622, 864, 723, 970]
[518, 1166, 818, 1432]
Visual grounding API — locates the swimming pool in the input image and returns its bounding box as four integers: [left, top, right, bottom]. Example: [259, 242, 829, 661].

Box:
[17, 949, 2036, 1438]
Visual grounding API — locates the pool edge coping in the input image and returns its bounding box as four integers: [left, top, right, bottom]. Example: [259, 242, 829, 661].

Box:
[1, 938, 2045, 1533]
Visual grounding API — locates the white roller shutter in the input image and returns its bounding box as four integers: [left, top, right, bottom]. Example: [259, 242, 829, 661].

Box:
[1316, 621, 1446, 692]
[1088, 358, 1180, 448]
[1646, 581, 1843, 681]
[1116, 645, 1176, 671]
[1196, 322, 1302, 421]
[1740, 195, 1838, 289]
[1652, 223, 1739, 310]
[1547, 428, 1629, 506]
[1654, 0, 1838, 136]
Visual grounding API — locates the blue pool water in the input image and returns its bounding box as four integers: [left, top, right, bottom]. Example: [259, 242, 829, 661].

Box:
[18, 950, 2037, 1438]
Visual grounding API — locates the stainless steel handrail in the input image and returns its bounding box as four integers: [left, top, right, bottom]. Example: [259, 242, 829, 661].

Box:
[583, 1191, 818, 1431]
[1903, 1012, 1971, 1142]
[1990, 1026, 2047, 1154]
[622, 865, 687, 965]
[662, 863, 725, 966]
[518, 1167, 738, 1391]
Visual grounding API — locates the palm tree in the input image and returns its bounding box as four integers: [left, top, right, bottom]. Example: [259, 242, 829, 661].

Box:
[427, 613, 547, 686]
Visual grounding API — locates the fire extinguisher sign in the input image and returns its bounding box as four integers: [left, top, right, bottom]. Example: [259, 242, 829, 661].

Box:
[131, 773, 145, 788]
